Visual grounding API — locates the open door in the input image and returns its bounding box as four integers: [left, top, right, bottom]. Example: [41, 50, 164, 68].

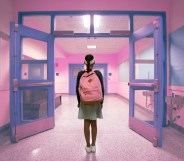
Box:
[10, 22, 55, 142]
[129, 17, 164, 147]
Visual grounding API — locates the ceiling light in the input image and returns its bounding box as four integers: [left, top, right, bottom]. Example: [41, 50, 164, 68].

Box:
[83, 15, 100, 28]
[83, 15, 90, 28]
[87, 45, 96, 49]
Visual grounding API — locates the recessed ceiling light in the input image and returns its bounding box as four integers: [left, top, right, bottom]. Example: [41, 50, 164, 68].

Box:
[87, 45, 96, 49]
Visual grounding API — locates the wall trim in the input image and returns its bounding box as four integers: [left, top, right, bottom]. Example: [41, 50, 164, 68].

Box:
[169, 121, 184, 134]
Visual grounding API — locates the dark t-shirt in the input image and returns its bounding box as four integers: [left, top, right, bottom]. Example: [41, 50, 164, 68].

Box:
[76, 70, 104, 106]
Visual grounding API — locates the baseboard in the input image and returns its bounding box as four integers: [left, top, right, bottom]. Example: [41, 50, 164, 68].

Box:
[169, 121, 184, 134]
[0, 123, 10, 132]
[114, 94, 129, 102]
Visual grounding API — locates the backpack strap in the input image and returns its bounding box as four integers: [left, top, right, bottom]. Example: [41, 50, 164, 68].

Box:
[94, 70, 104, 98]
[81, 70, 95, 78]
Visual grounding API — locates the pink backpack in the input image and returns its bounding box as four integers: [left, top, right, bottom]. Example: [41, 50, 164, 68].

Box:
[79, 70, 103, 104]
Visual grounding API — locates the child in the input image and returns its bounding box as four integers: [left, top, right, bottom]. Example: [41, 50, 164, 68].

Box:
[76, 54, 104, 153]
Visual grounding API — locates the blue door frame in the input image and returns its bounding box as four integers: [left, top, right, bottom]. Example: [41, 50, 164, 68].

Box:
[10, 22, 55, 143]
[69, 64, 108, 95]
[16, 11, 166, 144]
[129, 17, 165, 147]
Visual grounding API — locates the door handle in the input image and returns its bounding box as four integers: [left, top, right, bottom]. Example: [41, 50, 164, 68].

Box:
[13, 79, 54, 90]
[19, 82, 54, 87]
[128, 79, 159, 92]
[128, 82, 154, 87]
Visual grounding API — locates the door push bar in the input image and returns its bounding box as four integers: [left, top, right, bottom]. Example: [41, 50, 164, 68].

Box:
[13, 79, 54, 92]
[128, 79, 159, 92]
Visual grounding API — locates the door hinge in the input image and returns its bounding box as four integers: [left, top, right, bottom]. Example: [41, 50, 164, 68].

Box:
[14, 24, 18, 32]
[153, 137, 158, 147]
[154, 79, 159, 92]
[13, 79, 18, 92]
[153, 20, 159, 29]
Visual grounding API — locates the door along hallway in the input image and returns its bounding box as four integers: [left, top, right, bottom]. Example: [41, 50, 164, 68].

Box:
[0, 95, 184, 161]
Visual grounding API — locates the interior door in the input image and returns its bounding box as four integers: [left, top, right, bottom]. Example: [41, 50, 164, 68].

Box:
[10, 22, 55, 143]
[69, 64, 84, 95]
[129, 17, 164, 147]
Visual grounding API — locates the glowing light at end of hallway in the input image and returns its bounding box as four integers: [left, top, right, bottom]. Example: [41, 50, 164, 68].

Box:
[83, 15, 100, 28]
[83, 15, 90, 28]
[94, 15, 100, 28]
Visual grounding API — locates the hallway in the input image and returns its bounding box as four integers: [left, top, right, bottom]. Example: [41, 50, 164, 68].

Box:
[0, 95, 184, 161]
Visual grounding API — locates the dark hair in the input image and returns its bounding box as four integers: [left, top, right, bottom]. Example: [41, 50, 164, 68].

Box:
[84, 54, 95, 72]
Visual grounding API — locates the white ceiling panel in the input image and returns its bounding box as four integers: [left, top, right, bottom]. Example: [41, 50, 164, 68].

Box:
[55, 38, 128, 54]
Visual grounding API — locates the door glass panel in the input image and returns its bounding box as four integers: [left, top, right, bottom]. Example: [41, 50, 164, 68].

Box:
[94, 15, 130, 33]
[22, 38, 47, 60]
[22, 89, 48, 120]
[21, 63, 47, 80]
[133, 16, 158, 31]
[55, 15, 90, 33]
[134, 90, 154, 124]
[23, 15, 51, 33]
[118, 59, 129, 82]
[134, 35, 154, 79]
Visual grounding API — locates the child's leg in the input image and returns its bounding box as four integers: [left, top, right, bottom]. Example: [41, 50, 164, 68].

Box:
[84, 119, 91, 147]
[91, 120, 97, 146]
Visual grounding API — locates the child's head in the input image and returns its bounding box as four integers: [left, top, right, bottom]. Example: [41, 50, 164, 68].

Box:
[84, 54, 95, 72]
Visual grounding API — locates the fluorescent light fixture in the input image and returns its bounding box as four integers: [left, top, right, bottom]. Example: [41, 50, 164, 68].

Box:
[87, 45, 96, 49]
[94, 15, 100, 28]
[83, 15, 90, 28]
[83, 15, 100, 28]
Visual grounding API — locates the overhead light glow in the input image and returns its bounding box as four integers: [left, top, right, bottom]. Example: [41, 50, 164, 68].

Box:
[83, 15, 90, 28]
[83, 15, 100, 28]
[94, 15, 100, 28]
[87, 45, 96, 49]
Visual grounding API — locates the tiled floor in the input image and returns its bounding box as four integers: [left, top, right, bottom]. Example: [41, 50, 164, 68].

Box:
[0, 95, 184, 161]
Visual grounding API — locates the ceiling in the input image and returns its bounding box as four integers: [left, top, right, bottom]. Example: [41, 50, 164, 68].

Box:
[23, 14, 159, 57]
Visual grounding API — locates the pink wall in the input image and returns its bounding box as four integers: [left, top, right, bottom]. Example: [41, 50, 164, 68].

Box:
[14, 0, 170, 16]
[0, 0, 14, 33]
[55, 53, 119, 93]
[0, 0, 14, 127]
[170, 0, 184, 33]
[168, 0, 184, 128]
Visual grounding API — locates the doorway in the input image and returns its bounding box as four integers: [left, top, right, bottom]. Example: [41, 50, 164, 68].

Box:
[10, 11, 166, 146]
